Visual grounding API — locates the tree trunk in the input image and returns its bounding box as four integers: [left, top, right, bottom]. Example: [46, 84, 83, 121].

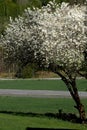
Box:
[77, 103, 86, 123]
[49, 63, 86, 123]
[56, 71, 86, 122]
[72, 88, 86, 122]
[65, 78, 86, 123]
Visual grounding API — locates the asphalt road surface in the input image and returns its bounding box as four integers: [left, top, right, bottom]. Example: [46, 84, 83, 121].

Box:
[0, 89, 87, 98]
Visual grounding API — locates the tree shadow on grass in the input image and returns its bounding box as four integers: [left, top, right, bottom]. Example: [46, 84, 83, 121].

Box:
[26, 127, 77, 130]
[0, 110, 87, 124]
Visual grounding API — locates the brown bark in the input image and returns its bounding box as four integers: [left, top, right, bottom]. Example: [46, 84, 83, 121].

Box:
[73, 90, 86, 122]
[56, 71, 86, 122]
[77, 104, 86, 123]
[64, 78, 86, 123]
[49, 63, 86, 122]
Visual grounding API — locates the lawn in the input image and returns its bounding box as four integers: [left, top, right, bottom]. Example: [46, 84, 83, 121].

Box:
[0, 79, 87, 130]
[0, 96, 87, 115]
[0, 79, 87, 91]
[0, 113, 87, 130]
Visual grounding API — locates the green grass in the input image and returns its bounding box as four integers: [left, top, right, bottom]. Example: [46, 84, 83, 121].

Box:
[76, 79, 87, 91]
[0, 79, 66, 90]
[0, 113, 87, 130]
[0, 96, 87, 115]
[0, 79, 86, 129]
[0, 79, 87, 91]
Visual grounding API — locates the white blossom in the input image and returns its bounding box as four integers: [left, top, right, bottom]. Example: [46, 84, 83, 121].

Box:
[0, 1, 87, 74]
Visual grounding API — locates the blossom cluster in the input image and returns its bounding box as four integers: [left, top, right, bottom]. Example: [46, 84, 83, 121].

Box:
[1, 1, 87, 73]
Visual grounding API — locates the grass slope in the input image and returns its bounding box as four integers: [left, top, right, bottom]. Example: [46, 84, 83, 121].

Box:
[0, 113, 87, 130]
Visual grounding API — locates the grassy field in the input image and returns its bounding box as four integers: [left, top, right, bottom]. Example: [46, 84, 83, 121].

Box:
[0, 79, 87, 91]
[0, 79, 87, 130]
[0, 113, 87, 130]
[0, 96, 87, 115]
[0, 97, 87, 130]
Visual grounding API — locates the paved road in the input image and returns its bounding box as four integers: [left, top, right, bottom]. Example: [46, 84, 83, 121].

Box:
[0, 89, 87, 98]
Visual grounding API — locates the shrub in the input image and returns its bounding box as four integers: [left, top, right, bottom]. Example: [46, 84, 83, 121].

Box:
[19, 63, 38, 78]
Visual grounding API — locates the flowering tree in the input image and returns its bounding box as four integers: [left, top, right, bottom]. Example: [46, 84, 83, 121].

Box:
[1, 1, 87, 122]
[36, 2, 86, 122]
[1, 14, 44, 73]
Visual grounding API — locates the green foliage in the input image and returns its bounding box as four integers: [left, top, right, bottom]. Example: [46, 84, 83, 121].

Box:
[21, 63, 38, 78]
[15, 63, 38, 78]
[0, 0, 18, 17]
[0, 0, 21, 33]
[40, 0, 50, 6]
[40, 0, 69, 6]
[55, 0, 69, 3]
[27, 0, 42, 8]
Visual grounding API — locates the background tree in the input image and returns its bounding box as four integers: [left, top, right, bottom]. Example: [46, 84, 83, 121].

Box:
[69, 0, 86, 4]
[0, 1, 87, 122]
